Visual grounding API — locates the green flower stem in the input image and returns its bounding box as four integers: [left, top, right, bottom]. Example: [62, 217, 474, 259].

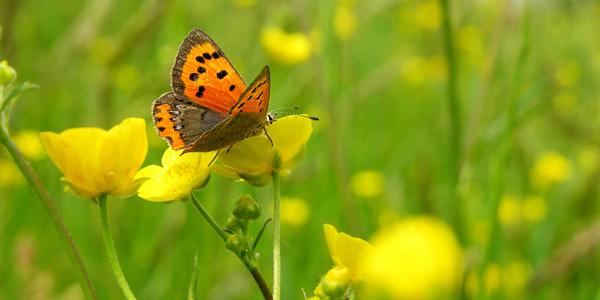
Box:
[0, 118, 97, 299]
[190, 193, 273, 300]
[190, 193, 228, 241]
[271, 171, 281, 300]
[439, 0, 463, 237]
[187, 250, 200, 300]
[98, 194, 137, 300]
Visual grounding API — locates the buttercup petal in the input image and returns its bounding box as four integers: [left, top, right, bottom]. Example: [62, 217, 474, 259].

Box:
[323, 224, 342, 265]
[335, 232, 374, 282]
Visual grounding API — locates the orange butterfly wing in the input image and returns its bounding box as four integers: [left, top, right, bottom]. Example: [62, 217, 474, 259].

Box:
[172, 29, 247, 114]
[229, 66, 270, 116]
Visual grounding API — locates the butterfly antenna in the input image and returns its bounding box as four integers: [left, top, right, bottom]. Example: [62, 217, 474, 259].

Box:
[269, 106, 319, 121]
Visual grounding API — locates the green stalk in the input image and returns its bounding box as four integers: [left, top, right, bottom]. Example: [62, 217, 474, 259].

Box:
[190, 193, 273, 300]
[0, 110, 97, 299]
[271, 171, 281, 300]
[439, 0, 463, 235]
[98, 194, 137, 300]
[187, 250, 200, 300]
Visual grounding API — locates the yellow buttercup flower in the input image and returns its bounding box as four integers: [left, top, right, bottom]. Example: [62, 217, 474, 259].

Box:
[135, 148, 215, 202]
[350, 170, 385, 198]
[280, 197, 310, 227]
[40, 118, 147, 198]
[361, 216, 463, 299]
[214, 115, 313, 186]
[323, 224, 374, 283]
[400, 55, 447, 85]
[498, 195, 520, 227]
[260, 27, 312, 65]
[530, 151, 572, 190]
[0, 159, 24, 187]
[412, 0, 441, 31]
[334, 3, 356, 40]
[12, 130, 45, 161]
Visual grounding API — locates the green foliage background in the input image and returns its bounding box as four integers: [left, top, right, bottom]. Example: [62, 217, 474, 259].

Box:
[1, 0, 599, 299]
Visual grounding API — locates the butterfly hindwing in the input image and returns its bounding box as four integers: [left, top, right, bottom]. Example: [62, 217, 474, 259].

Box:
[152, 92, 228, 149]
[172, 29, 247, 114]
[229, 66, 270, 117]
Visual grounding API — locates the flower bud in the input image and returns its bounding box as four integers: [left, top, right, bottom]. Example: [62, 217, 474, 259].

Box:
[224, 215, 242, 232]
[233, 194, 261, 220]
[0, 60, 17, 85]
[320, 266, 351, 298]
[225, 234, 245, 255]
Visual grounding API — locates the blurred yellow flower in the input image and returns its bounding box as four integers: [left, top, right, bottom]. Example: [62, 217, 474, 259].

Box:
[522, 195, 547, 223]
[362, 216, 463, 299]
[12, 130, 45, 161]
[323, 224, 374, 283]
[484, 264, 502, 294]
[499, 194, 547, 226]
[40, 118, 147, 198]
[466, 261, 531, 297]
[231, 0, 256, 8]
[135, 148, 214, 202]
[261, 27, 311, 65]
[0, 159, 24, 187]
[412, 0, 441, 30]
[400, 55, 446, 85]
[214, 115, 313, 186]
[530, 151, 572, 190]
[280, 197, 310, 227]
[457, 26, 485, 69]
[577, 146, 600, 174]
[498, 195, 520, 227]
[555, 62, 580, 87]
[503, 260, 531, 296]
[334, 4, 356, 40]
[350, 170, 385, 198]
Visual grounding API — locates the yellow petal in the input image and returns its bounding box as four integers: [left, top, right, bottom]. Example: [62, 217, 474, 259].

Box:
[323, 224, 341, 265]
[134, 165, 164, 181]
[136, 148, 214, 202]
[335, 232, 374, 282]
[40, 128, 106, 197]
[101, 118, 148, 195]
[268, 115, 313, 169]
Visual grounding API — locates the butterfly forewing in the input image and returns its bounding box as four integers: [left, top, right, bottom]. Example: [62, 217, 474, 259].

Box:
[229, 66, 270, 117]
[172, 29, 247, 114]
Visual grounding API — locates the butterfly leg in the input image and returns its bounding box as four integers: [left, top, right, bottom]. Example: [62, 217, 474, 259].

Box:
[209, 150, 220, 165]
[263, 127, 274, 147]
[225, 143, 235, 153]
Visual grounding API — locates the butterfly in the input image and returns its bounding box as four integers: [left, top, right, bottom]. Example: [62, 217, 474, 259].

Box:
[152, 29, 272, 153]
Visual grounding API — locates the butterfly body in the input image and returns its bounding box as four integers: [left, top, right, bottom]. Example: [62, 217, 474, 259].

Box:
[153, 29, 271, 152]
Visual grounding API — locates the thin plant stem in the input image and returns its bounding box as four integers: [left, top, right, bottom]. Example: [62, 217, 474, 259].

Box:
[98, 194, 137, 300]
[439, 0, 463, 236]
[187, 250, 200, 300]
[190, 193, 273, 300]
[0, 115, 97, 299]
[190, 193, 228, 240]
[271, 171, 281, 300]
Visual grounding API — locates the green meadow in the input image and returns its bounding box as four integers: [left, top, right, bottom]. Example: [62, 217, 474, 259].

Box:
[1, 0, 599, 299]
